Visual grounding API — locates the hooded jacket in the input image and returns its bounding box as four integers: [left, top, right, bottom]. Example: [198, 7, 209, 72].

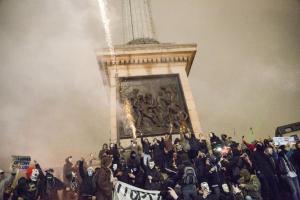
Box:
[78, 160, 95, 196]
[95, 157, 113, 200]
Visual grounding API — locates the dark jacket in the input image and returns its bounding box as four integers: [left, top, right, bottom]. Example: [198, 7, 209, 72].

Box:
[12, 178, 43, 200]
[144, 167, 163, 190]
[278, 151, 297, 176]
[63, 157, 73, 187]
[95, 167, 112, 200]
[251, 151, 277, 177]
[193, 157, 207, 183]
[114, 164, 129, 184]
[291, 148, 300, 172]
[78, 161, 94, 196]
[141, 136, 151, 154]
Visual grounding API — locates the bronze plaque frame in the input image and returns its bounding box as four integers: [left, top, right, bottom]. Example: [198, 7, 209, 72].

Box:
[117, 74, 193, 139]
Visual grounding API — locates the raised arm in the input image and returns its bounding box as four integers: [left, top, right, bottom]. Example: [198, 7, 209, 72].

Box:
[79, 159, 85, 180]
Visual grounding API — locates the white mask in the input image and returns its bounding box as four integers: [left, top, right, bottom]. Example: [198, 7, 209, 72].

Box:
[149, 161, 155, 169]
[112, 164, 118, 171]
[87, 167, 94, 176]
[222, 183, 230, 193]
[68, 157, 72, 163]
[201, 182, 210, 192]
[31, 169, 39, 181]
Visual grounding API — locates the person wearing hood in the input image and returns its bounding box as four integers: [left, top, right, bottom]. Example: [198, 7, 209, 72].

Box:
[0, 165, 18, 200]
[175, 160, 198, 200]
[63, 156, 74, 189]
[95, 156, 114, 200]
[251, 143, 280, 200]
[98, 143, 109, 160]
[127, 151, 141, 171]
[205, 155, 223, 200]
[238, 169, 262, 200]
[41, 168, 65, 200]
[127, 151, 144, 188]
[292, 141, 300, 182]
[108, 143, 120, 165]
[278, 145, 300, 200]
[193, 151, 208, 184]
[113, 158, 129, 183]
[209, 132, 222, 150]
[144, 159, 163, 190]
[151, 138, 164, 169]
[78, 158, 96, 199]
[188, 133, 200, 160]
[12, 162, 43, 200]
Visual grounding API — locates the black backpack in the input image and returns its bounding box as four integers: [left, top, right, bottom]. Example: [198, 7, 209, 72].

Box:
[182, 166, 197, 185]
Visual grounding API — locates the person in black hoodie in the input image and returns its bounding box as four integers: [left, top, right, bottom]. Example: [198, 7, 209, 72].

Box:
[78, 159, 95, 200]
[12, 162, 43, 200]
[175, 160, 198, 200]
[151, 138, 164, 169]
[251, 143, 280, 200]
[193, 151, 207, 184]
[189, 133, 200, 160]
[206, 155, 223, 199]
[108, 143, 120, 165]
[292, 141, 300, 182]
[144, 159, 163, 190]
[209, 132, 222, 150]
[42, 168, 65, 200]
[113, 158, 129, 183]
[278, 145, 300, 200]
[127, 151, 144, 188]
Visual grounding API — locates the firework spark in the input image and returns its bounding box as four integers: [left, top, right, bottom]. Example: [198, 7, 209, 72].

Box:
[97, 0, 115, 57]
[123, 99, 136, 139]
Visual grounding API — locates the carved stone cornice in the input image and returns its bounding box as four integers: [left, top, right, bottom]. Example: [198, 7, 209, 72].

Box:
[96, 43, 197, 77]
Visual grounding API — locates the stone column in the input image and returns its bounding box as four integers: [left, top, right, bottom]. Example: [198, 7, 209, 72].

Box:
[122, 0, 157, 44]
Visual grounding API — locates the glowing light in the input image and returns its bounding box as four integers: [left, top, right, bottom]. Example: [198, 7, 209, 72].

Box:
[123, 99, 136, 139]
[97, 0, 115, 57]
[97, 0, 137, 139]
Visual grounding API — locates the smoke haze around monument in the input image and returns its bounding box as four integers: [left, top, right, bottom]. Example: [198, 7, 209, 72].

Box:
[0, 0, 300, 169]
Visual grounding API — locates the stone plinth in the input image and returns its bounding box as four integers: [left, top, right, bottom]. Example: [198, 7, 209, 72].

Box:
[96, 43, 202, 144]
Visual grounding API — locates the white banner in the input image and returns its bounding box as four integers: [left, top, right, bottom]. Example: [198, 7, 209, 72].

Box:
[113, 181, 162, 200]
[273, 137, 295, 146]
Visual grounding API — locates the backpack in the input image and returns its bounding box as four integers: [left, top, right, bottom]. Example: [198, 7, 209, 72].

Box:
[182, 166, 197, 185]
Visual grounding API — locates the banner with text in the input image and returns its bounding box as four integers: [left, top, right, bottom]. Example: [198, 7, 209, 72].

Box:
[113, 181, 162, 200]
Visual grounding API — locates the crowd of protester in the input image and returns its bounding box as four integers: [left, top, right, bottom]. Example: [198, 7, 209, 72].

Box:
[1, 128, 300, 200]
